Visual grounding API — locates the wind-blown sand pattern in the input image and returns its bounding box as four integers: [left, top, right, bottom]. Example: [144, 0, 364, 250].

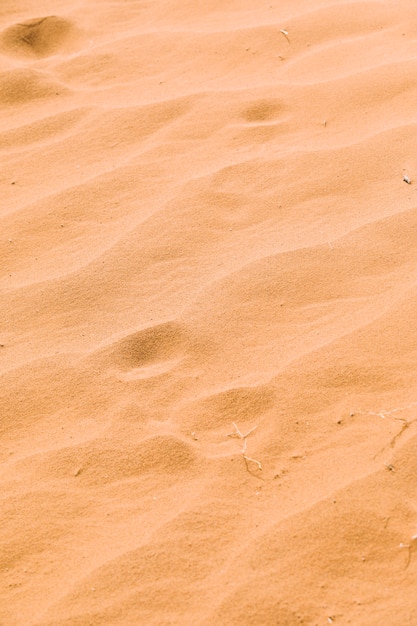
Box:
[1, 1, 417, 624]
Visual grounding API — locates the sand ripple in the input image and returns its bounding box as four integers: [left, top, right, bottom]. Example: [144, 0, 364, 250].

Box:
[1, 1, 417, 624]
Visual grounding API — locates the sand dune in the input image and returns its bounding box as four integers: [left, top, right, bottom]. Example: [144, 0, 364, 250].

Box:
[1, 1, 417, 624]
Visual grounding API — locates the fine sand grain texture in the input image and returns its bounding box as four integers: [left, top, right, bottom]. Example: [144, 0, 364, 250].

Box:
[2, 1, 417, 624]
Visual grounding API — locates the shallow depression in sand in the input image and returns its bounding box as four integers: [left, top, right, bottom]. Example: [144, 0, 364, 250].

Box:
[0, 15, 83, 59]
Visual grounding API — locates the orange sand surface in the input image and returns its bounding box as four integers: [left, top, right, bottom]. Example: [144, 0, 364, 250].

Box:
[1, 1, 417, 624]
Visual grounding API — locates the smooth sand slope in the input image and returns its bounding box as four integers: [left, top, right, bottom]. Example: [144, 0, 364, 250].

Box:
[1, 1, 417, 624]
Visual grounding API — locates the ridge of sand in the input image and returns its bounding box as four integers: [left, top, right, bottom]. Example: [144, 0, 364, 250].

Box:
[1, 1, 417, 624]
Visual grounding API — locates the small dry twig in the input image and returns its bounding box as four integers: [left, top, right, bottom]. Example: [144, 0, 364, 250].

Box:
[280, 29, 290, 43]
[399, 535, 417, 569]
[361, 400, 417, 420]
[354, 401, 417, 455]
[228, 422, 262, 471]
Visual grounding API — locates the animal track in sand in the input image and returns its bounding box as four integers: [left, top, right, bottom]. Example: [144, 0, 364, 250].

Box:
[0, 16, 81, 59]
[110, 322, 188, 370]
[242, 98, 285, 123]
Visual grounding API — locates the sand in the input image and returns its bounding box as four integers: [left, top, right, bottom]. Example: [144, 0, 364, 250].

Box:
[1, 1, 417, 624]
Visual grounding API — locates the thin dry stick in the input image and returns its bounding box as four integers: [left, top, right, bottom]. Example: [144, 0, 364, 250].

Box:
[389, 418, 410, 449]
[227, 422, 262, 471]
[280, 28, 290, 43]
[353, 401, 417, 453]
[364, 400, 417, 420]
[399, 535, 417, 570]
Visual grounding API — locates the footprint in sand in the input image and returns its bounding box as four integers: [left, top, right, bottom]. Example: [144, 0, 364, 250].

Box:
[0, 15, 82, 59]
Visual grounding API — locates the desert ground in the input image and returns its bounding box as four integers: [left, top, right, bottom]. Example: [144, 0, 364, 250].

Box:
[1, 1, 417, 624]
